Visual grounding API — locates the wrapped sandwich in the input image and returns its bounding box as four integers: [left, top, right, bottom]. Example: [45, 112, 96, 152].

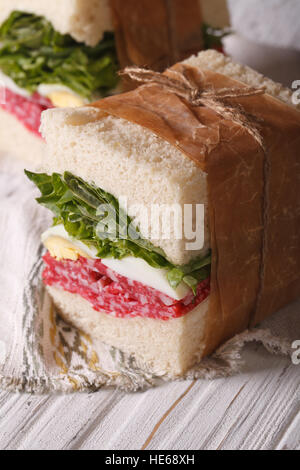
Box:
[0, 0, 210, 165]
[25, 50, 300, 378]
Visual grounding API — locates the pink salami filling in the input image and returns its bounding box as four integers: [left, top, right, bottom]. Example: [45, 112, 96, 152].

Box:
[43, 252, 210, 320]
[0, 87, 53, 137]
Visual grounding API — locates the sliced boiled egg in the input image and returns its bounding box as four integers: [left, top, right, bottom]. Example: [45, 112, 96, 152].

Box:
[0, 69, 31, 98]
[37, 84, 87, 108]
[41, 225, 98, 260]
[0, 71, 87, 107]
[44, 236, 93, 261]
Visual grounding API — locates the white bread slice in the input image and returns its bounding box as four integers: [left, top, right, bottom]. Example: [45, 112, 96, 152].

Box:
[47, 285, 209, 377]
[40, 50, 298, 266]
[0, 108, 45, 166]
[0, 0, 113, 47]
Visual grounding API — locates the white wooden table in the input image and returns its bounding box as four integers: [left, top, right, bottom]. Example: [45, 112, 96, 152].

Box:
[1, 35, 300, 451]
[0, 344, 299, 450]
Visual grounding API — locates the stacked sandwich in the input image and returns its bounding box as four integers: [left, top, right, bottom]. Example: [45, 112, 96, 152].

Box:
[26, 50, 300, 377]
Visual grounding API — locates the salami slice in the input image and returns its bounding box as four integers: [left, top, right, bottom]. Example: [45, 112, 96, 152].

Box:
[43, 252, 210, 321]
[0, 88, 53, 137]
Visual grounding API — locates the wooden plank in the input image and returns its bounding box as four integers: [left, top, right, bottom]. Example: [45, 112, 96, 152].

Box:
[74, 381, 200, 450]
[138, 346, 300, 450]
[0, 382, 196, 450]
[0, 390, 117, 450]
[275, 405, 300, 450]
[1, 346, 298, 450]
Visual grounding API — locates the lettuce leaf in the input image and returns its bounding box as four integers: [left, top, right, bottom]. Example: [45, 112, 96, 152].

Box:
[0, 11, 119, 98]
[25, 170, 211, 292]
[202, 23, 230, 50]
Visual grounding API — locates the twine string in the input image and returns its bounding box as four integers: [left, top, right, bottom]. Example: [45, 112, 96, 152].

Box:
[120, 66, 266, 151]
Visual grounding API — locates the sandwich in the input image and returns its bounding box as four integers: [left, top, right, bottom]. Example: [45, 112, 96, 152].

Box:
[25, 49, 300, 378]
[0, 1, 117, 164]
[0, 0, 220, 165]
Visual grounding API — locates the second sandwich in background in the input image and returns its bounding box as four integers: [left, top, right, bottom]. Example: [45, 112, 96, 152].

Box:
[0, 0, 225, 166]
[0, 1, 118, 164]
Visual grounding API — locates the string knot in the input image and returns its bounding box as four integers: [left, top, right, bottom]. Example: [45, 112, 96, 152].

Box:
[120, 66, 266, 151]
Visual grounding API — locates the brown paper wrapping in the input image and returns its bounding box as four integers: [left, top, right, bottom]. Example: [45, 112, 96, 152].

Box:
[91, 65, 300, 356]
[110, 0, 203, 74]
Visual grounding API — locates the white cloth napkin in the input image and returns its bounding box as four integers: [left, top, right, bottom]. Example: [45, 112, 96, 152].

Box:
[227, 0, 300, 51]
[0, 154, 299, 393]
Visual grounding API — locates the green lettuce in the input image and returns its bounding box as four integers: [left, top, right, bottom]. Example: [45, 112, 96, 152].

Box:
[203, 23, 230, 50]
[25, 171, 211, 293]
[0, 11, 119, 98]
